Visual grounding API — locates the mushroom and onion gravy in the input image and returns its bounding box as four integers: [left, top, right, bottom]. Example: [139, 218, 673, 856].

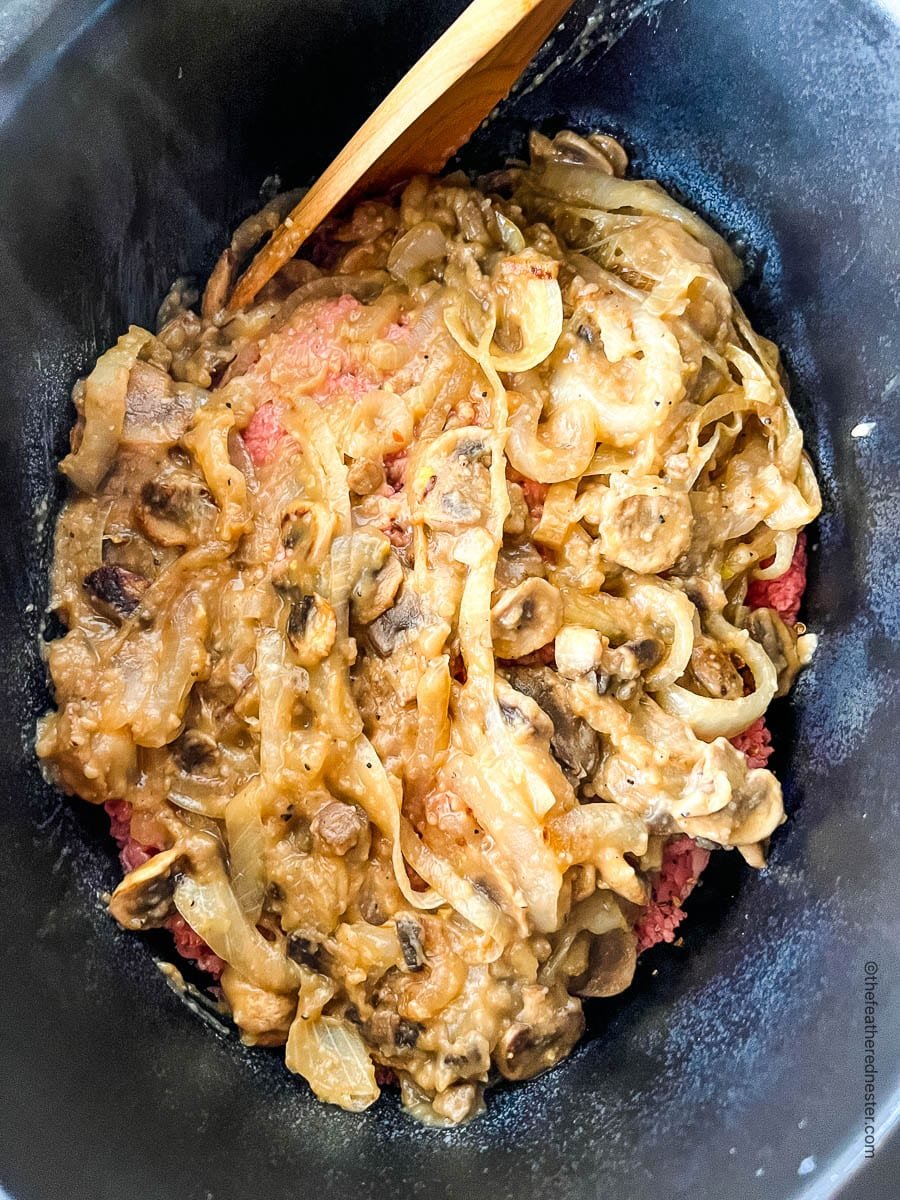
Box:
[38, 131, 819, 1123]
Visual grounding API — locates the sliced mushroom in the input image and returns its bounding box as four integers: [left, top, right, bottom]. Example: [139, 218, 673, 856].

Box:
[395, 915, 427, 972]
[572, 927, 638, 998]
[743, 607, 802, 697]
[346, 458, 386, 496]
[495, 678, 554, 742]
[587, 476, 693, 575]
[414, 430, 493, 534]
[84, 564, 150, 621]
[108, 847, 185, 931]
[430, 1083, 483, 1125]
[173, 728, 218, 772]
[287, 594, 337, 667]
[350, 534, 404, 626]
[554, 627, 662, 699]
[367, 589, 423, 657]
[135, 473, 217, 547]
[366, 1008, 423, 1051]
[689, 634, 745, 700]
[311, 801, 368, 856]
[504, 665, 601, 783]
[286, 933, 323, 969]
[494, 990, 584, 1081]
[491, 577, 563, 659]
[494, 542, 546, 590]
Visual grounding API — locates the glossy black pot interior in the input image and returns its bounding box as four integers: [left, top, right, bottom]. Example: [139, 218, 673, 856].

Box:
[0, 2, 898, 1198]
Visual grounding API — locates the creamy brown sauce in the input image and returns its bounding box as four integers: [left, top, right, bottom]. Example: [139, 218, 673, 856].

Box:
[37, 130, 819, 1123]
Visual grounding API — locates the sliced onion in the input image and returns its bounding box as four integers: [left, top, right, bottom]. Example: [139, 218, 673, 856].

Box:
[655, 613, 777, 739]
[752, 530, 797, 581]
[173, 864, 299, 993]
[624, 579, 697, 688]
[225, 778, 267, 922]
[766, 454, 822, 531]
[387, 220, 446, 285]
[547, 803, 648, 860]
[61, 327, 151, 493]
[399, 817, 514, 947]
[529, 161, 742, 290]
[448, 747, 564, 934]
[539, 889, 626, 984]
[506, 384, 597, 484]
[285, 1013, 379, 1112]
[494, 210, 526, 253]
[329, 736, 444, 912]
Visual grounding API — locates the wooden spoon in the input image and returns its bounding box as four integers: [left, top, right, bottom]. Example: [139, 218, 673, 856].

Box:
[226, 0, 576, 312]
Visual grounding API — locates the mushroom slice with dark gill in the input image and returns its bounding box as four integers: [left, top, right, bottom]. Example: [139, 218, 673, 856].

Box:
[494, 990, 584, 1081]
[495, 677, 555, 742]
[395, 915, 427, 972]
[173, 728, 218, 773]
[108, 847, 186, 931]
[135, 472, 218, 547]
[743, 606, 802, 696]
[491, 577, 563, 659]
[689, 633, 745, 700]
[349, 530, 404, 626]
[121, 360, 205, 446]
[287, 593, 337, 667]
[366, 588, 423, 657]
[572, 927, 638, 998]
[503, 665, 601, 784]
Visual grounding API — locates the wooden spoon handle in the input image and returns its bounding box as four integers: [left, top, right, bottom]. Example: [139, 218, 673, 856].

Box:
[227, 0, 575, 312]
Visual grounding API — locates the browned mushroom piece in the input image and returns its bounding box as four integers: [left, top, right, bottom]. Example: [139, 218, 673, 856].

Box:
[555, 626, 665, 698]
[430, 1083, 483, 1125]
[173, 728, 218, 773]
[494, 988, 584, 1081]
[494, 541, 546, 590]
[346, 457, 387, 496]
[743, 606, 802, 696]
[134, 472, 218, 547]
[83, 564, 150, 621]
[495, 678, 555, 742]
[108, 848, 186, 931]
[311, 801, 368, 856]
[395, 915, 427, 972]
[491, 577, 563, 659]
[572, 927, 638, 998]
[365, 1008, 423, 1052]
[417, 435, 493, 534]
